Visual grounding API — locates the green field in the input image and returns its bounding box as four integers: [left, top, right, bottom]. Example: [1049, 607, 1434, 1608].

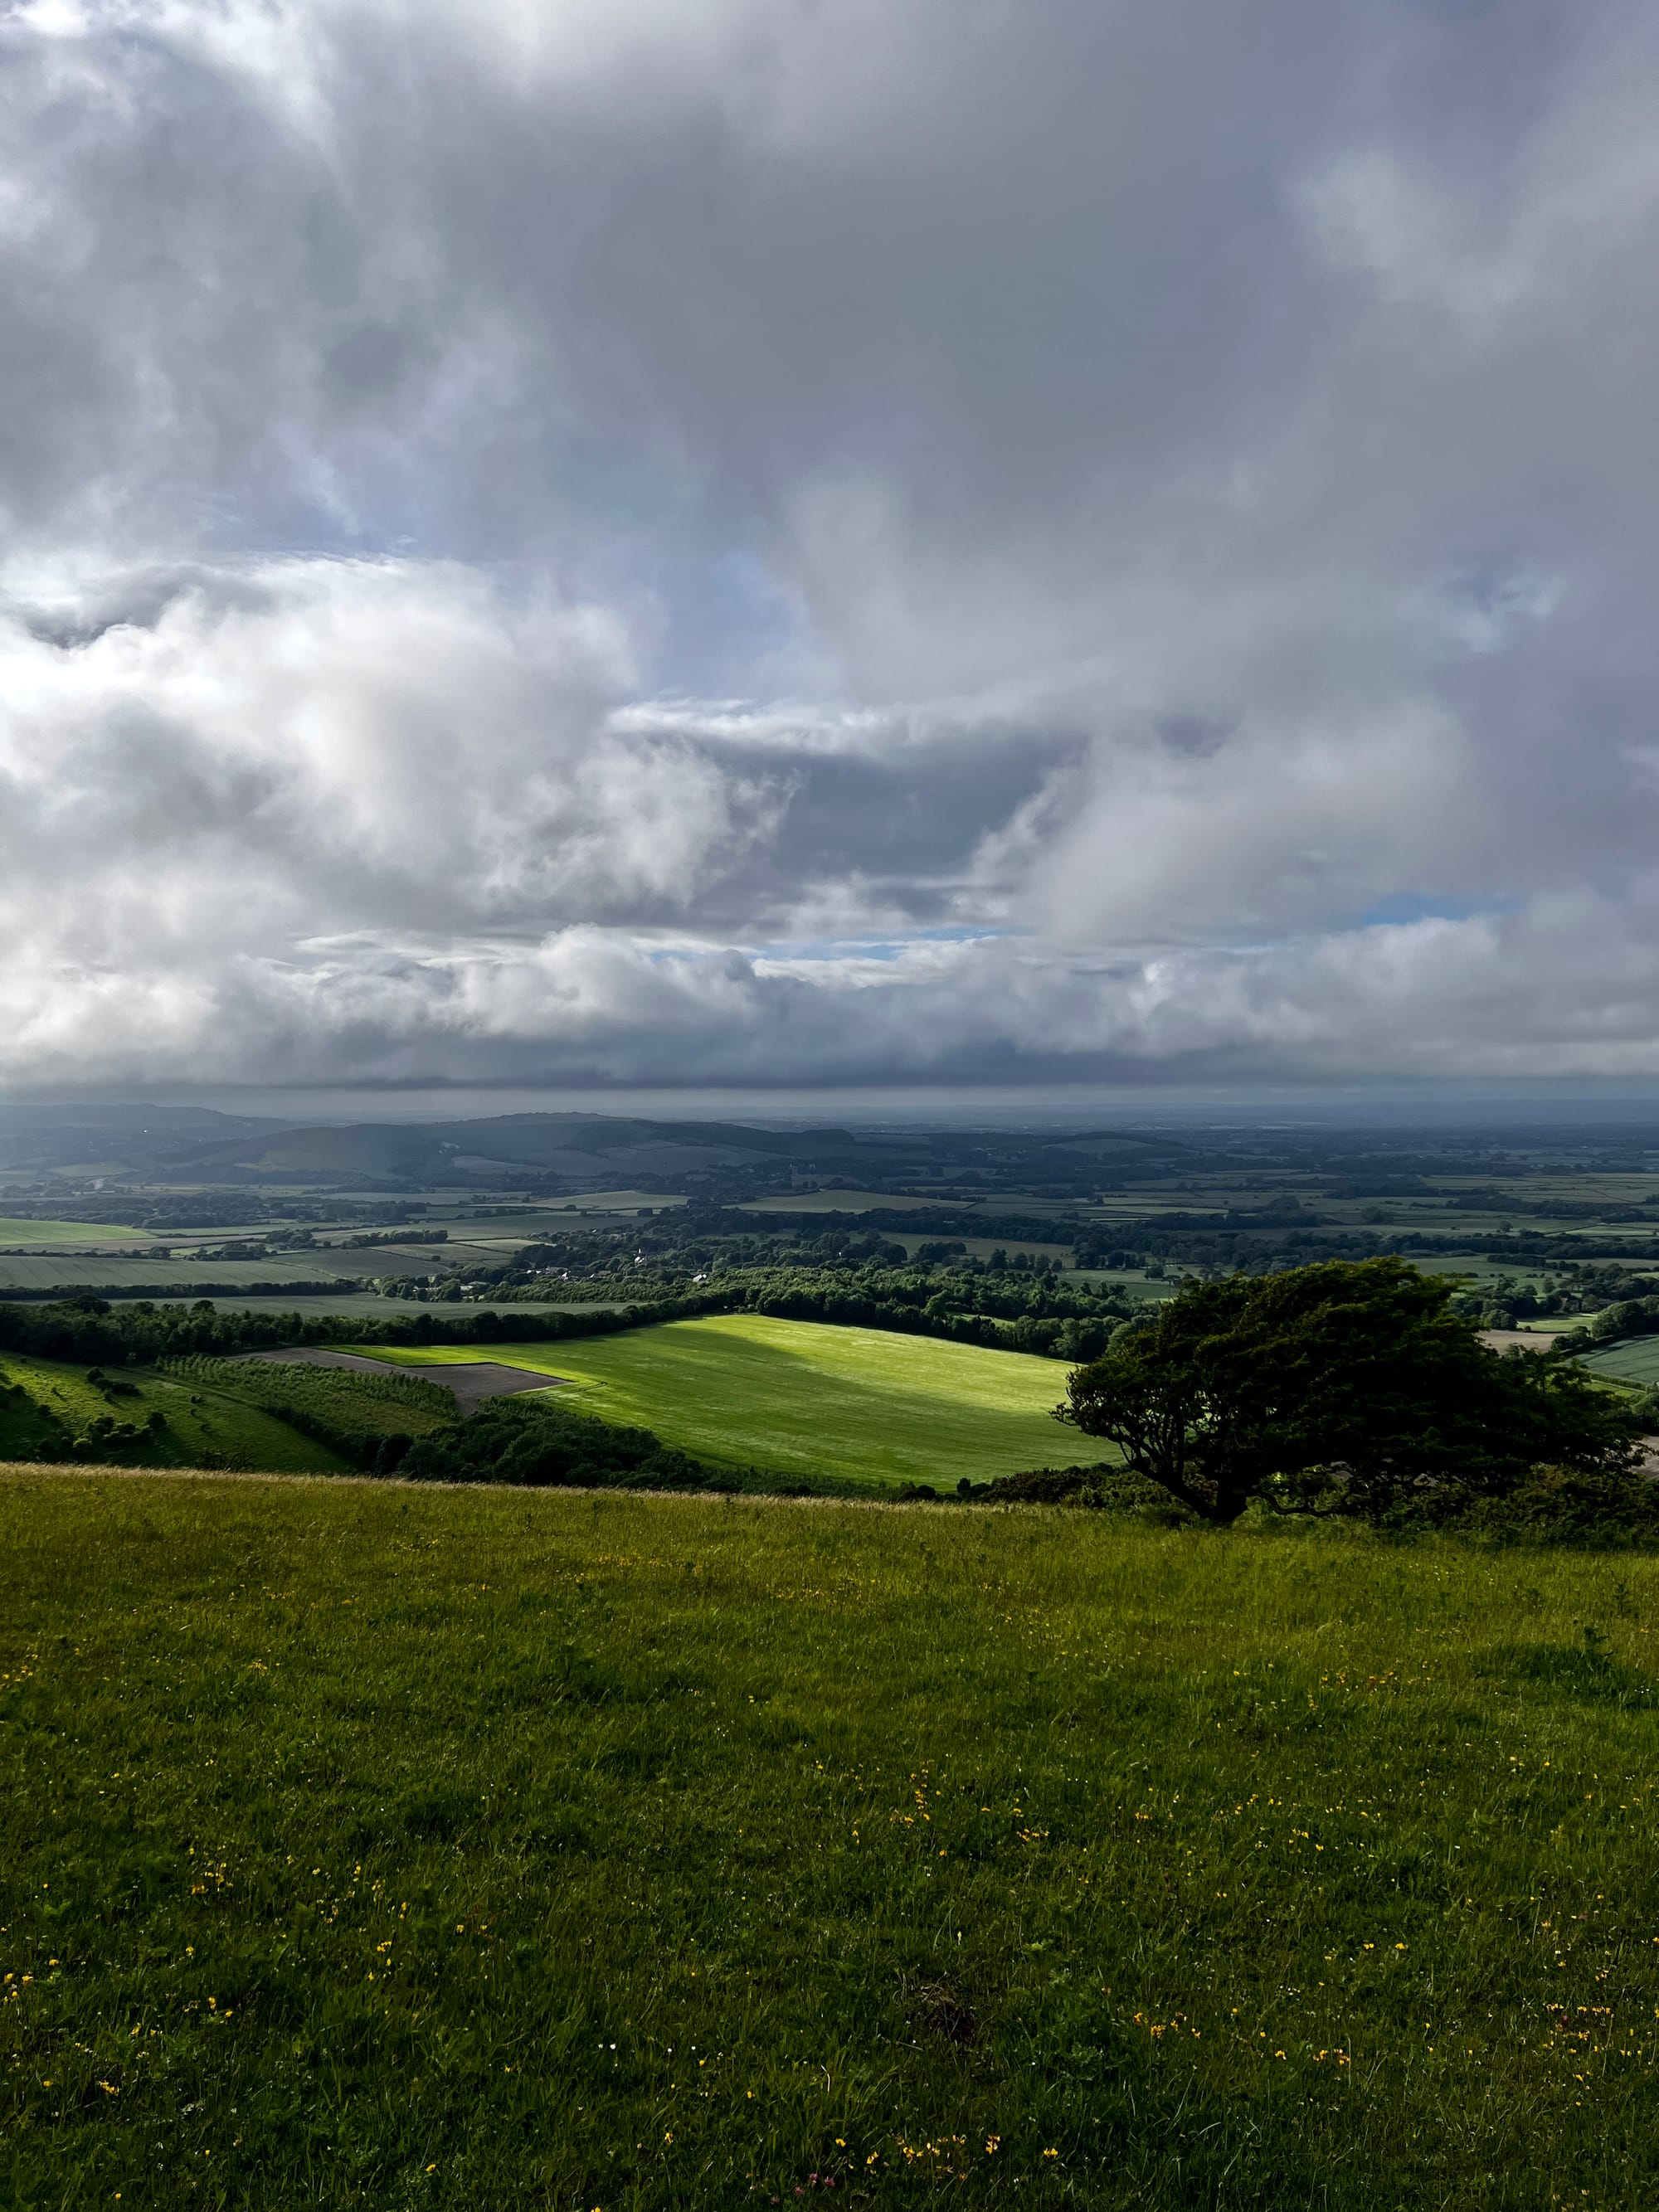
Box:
[0, 1218, 149, 1247]
[4, 1474, 1658, 2209]
[362, 1315, 1109, 1490]
[0, 1356, 349, 1473]
[0, 1253, 371, 1293]
[1578, 1337, 1659, 1388]
[169, 1357, 456, 1445]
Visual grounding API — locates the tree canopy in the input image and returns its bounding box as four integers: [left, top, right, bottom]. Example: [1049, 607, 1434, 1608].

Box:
[1057, 1257, 1641, 1525]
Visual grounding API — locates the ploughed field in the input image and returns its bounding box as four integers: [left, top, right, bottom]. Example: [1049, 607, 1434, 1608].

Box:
[3, 1474, 1657, 2210]
[359, 1315, 1110, 1490]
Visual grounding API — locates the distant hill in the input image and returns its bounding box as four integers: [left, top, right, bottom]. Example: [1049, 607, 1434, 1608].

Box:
[0, 1102, 300, 1175]
[0, 1105, 1188, 1192]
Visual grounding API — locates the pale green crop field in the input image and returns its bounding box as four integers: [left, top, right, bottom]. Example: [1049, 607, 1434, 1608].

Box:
[361, 1314, 1109, 1490]
[0, 1253, 368, 1292]
[1578, 1338, 1659, 1388]
[0, 1217, 150, 1247]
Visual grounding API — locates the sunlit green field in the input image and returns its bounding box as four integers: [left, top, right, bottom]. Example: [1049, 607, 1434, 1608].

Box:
[4, 1473, 1658, 2209]
[361, 1315, 1111, 1490]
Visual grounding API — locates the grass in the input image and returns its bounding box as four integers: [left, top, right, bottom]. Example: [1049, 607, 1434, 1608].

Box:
[358, 1315, 1112, 1490]
[3, 1474, 1659, 2209]
[0, 1219, 149, 1248]
[0, 1357, 348, 1475]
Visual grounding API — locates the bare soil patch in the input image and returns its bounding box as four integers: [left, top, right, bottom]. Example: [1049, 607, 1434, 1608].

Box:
[1478, 1328, 1566, 1354]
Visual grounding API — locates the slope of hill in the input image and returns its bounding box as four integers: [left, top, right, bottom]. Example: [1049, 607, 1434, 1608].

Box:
[3, 1474, 1653, 2210]
[362, 1314, 1112, 1490]
[20, 1109, 1190, 1192]
[0, 1101, 298, 1175]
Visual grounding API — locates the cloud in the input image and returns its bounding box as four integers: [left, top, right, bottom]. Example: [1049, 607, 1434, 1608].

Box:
[2, 0, 1659, 1094]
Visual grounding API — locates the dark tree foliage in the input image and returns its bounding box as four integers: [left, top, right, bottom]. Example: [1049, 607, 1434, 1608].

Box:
[397, 1397, 727, 1491]
[1058, 1258, 1642, 1526]
[0, 1291, 724, 1369]
[454, 1248, 1141, 1359]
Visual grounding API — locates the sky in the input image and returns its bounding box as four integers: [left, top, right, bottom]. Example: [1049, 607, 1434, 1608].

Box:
[4, 0, 1659, 1110]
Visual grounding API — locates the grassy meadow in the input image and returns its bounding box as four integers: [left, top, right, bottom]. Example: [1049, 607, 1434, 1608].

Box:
[2, 1473, 1658, 2208]
[361, 1315, 1111, 1490]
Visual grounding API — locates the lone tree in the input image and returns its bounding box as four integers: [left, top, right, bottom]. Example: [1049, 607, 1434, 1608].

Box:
[1057, 1257, 1639, 1525]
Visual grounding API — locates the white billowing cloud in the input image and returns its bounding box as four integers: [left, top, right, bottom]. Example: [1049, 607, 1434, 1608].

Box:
[0, 556, 787, 955]
[2, 0, 1659, 1094]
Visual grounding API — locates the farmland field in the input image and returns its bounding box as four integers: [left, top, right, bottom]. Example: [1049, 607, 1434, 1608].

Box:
[99, 1292, 635, 1320]
[0, 1356, 349, 1473]
[0, 1252, 369, 1293]
[0, 1217, 150, 1247]
[362, 1315, 1108, 1490]
[1577, 1337, 1659, 1388]
[3, 1473, 1658, 2210]
[741, 1190, 961, 1213]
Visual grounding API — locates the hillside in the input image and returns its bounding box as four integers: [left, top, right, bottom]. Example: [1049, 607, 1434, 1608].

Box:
[0, 1314, 1106, 1493]
[364, 1315, 1113, 1489]
[2, 1475, 1655, 2209]
[0, 1106, 1187, 1192]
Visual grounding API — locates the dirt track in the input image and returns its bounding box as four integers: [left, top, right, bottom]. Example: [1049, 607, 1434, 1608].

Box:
[237, 1346, 568, 1414]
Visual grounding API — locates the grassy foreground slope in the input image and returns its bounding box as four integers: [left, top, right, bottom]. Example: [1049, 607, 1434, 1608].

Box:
[363, 1314, 1112, 1489]
[4, 1476, 1659, 2210]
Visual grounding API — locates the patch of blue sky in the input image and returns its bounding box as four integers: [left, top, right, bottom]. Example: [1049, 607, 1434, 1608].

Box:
[1356, 892, 1520, 928]
[645, 547, 828, 698]
[1435, 561, 1562, 654]
[744, 926, 1013, 965]
[209, 450, 458, 564]
[634, 929, 1010, 970]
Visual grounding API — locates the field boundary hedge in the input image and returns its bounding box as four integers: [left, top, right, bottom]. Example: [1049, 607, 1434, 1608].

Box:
[0, 1291, 735, 1369]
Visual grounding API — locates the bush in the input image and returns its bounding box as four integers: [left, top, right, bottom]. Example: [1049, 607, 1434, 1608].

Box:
[397, 1396, 729, 1491]
[981, 1463, 1184, 1514]
[1428, 1466, 1659, 1549]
